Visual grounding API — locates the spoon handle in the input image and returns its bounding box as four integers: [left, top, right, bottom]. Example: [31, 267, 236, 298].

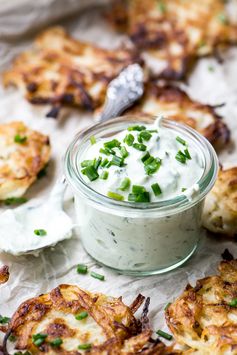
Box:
[99, 63, 144, 122]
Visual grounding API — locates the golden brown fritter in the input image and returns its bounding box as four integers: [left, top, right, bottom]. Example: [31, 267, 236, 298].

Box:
[5, 284, 176, 355]
[166, 259, 237, 354]
[109, 0, 237, 79]
[0, 265, 9, 284]
[0, 121, 50, 200]
[203, 167, 237, 237]
[3, 27, 141, 118]
[126, 83, 229, 147]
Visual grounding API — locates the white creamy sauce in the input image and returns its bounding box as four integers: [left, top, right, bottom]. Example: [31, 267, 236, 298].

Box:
[74, 118, 206, 273]
[80, 118, 204, 202]
[0, 182, 73, 256]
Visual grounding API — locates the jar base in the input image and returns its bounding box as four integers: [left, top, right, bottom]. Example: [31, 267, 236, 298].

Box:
[83, 242, 198, 277]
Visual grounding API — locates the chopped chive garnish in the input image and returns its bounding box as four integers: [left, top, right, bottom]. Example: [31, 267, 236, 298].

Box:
[229, 298, 237, 307]
[176, 136, 187, 146]
[100, 171, 109, 180]
[34, 229, 47, 236]
[184, 148, 191, 160]
[14, 134, 27, 144]
[208, 65, 215, 72]
[90, 271, 105, 281]
[107, 191, 124, 201]
[82, 165, 99, 181]
[158, 1, 166, 13]
[94, 157, 102, 170]
[104, 139, 121, 149]
[75, 311, 88, 320]
[164, 302, 171, 311]
[148, 129, 158, 133]
[99, 148, 115, 156]
[120, 146, 129, 158]
[4, 197, 27, 205]
[132, 185, 146, 194]
[101, 158, 109, 168]
[218, 12, 228, 24]
[156, 330, 173, 341]
[144, 157, 161, 175]
[133, 143, 147, 151]
[32, 333, 48, 347]
[175, 151, 186, 164]
[50, 338, 63, 347]
[119, 178, 131, 191]
[111, 155, 124, 167]
[151, 183, 162, 196]
[9, 335, 16, 342]
[124, 134, 134, 146]
[0, 315, 10, 324]
[127, 125, 146, 131]
[78, 344, 92, 350]
[128, 192, 150, 203]
[90, 136, 96, 145]
[77, 264, 88, 274]
[81, 160, 95, 168]
[141, 152, 150, 163]
[139, 130, 152, 142]
[182, 187, 187, 192]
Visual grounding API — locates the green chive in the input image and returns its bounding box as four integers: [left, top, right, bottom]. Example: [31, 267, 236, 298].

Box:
[100, 171, 109, 180]
[208, 65, 215, 72]
[139, 130, 152, 142]
[81, 160, 95, 168]
[107, 191, 124, 201]
[50, 338, 63, 347]
[75, 311, 88, 320]
[148, 129, 158, 133]
[32, 333, 48, 347]
[99, 148, 115, 156]
[78, 344, 92, 350]
[229, 298, 237, 307]
[0, 315, 10, 324]
[156, 329, 173, 341]
[164, 302, 171, 311]
[151, 183, 162, 196]
[218, 12, 228, 24]
[94, 157, 102, 170]
[14, 134, 27, 144]
[128, 192, 150, 203]
[104, 139, 121, 149]
[101, 158, 109, 168]
[4, 197, 27, 205]
[90, 136, 96, 145]
[119, 178, 131, 191]
[127, 125, 146, 131]
[34, 229, 47, 236]
[184, 148, 191, 160]
[82, 165, 99, 181]
[120, 146, 129, 158]
[90, 271, 105, 281]
[124, 134, 135, 146]
[77, 264, 88, 274]
[141, 152, 150, 163]
[181, 187, 187, 192]
[158, 1, 166, 13]
[175, 151, 186, 164]
[144, 158, 161, 175]
[176, 136, 187, 146]
[132, 185, 146, 194]
[111, 155, 124, 167]
[9, 335, 16, 342]
[133, 143, 147, 151]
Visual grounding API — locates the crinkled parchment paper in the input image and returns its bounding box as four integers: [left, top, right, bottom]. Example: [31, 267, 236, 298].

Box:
[0, 0, 237, 340]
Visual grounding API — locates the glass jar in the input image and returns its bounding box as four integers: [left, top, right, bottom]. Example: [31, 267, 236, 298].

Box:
[64, 116, 218, 276]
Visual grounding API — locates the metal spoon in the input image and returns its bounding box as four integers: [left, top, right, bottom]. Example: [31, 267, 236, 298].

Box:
[0, 64, 144, 256]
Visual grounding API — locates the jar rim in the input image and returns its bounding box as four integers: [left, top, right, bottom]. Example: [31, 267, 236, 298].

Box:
[64, 115, 219, 216]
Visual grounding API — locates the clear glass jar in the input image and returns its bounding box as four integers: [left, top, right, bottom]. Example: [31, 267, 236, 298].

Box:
[64, 116, 218, 276]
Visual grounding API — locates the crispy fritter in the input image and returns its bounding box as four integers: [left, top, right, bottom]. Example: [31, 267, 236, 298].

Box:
[126, 83, 229, 147]
[3, 27, 141, 117]
[110, 0, 237, 79]
[5, 284, 175, 354]
[203, 167, 237, 236]
[0, 121, 50, 200]
[166, 259, 237, 354]
[0, 265, 9, 284]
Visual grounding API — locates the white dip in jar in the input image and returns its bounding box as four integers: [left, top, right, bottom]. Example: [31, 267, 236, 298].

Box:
[64, 115, 218, 276]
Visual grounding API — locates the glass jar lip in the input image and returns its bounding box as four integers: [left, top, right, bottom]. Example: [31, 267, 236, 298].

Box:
[64, 115, 219, 216]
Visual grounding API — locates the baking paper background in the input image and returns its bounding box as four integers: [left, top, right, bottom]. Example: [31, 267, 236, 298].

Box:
[0, 0, 237, 341]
